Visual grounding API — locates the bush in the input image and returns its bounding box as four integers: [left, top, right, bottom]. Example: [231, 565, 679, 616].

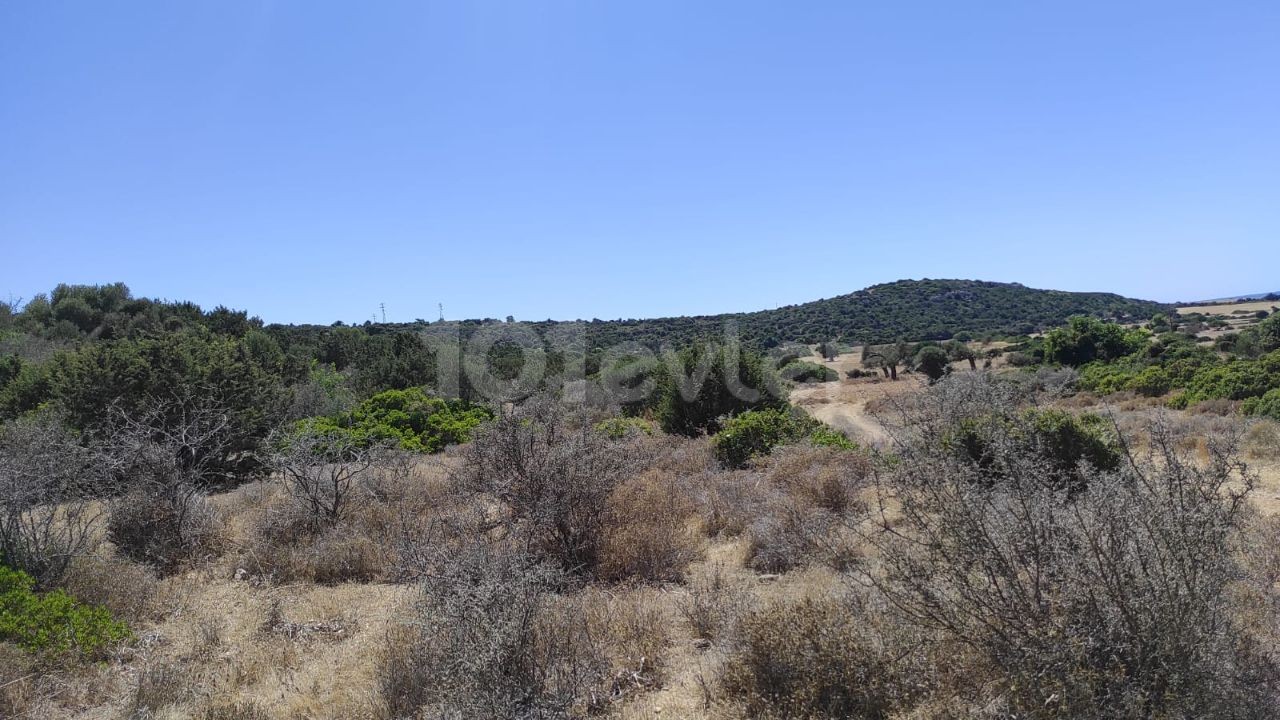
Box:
[0, 564, 130, 658]
[298, 386, 491, 453]
[713, 408, 855, 469]
[1242, 388, 1280, 421]
[594, 416, 655, 439]
[779, 360, 838, 383]
[914, 345, 950, 382]
[0, 412, 103, 587]
[721, 597, 911, 719]
[596, 471, 698, 584]
[949, 408, 1121, 492]
[459, 396, 646, 576]
[864, 393, 1278, 718]
[107, 489, 223, 572]
[655, 344, 785, 436]
[379, 539, 607, 719]
[1043, 316, 1148, 367]
[714, 408, 820, 468]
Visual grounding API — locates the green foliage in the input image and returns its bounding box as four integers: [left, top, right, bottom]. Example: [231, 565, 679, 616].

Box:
[1242, 389, 1280, 421]
[713, 408, 854, 468]
[0, 565, 130, 659]
[1043, 316, 1148, 367]
[950, 409, 1121, 491]
[1181, 351, 1280, 404]
[914, 346, 950, 382]
[779, 360, 838, 383]
[593, 416, 655, 439]
[297, 387, 491, 453]
[655, 345, 785, 436]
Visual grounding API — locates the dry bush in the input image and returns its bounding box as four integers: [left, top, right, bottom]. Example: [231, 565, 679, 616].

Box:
[0, 642, 37, 719]
[691, 469, 769, 539]
[596, 470, 699, 584]
[243, 494, 387, 584]
[860, 375, 1279, 718]
[565, 587, 673, 703]
[458, 395, 649, 577]
[0, 412, 104, 587]
[107, 487, 224, 573]
[58, 553, 162, 624]
[1244, 419, 1280, 460]
[199, 702, 273, 720]
[678, 563, 754, 641]
[763, 444, 872, 514]
[100, 398, 242, 573]
[268, 428, 378, 525]
[379, 537, 609, 719]
[242, 451, 452, 584]
[131, 659, 193, 717]
[719, 596, 918, 719]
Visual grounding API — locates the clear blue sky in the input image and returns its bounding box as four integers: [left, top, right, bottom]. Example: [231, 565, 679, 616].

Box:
[2, 1, 1277, 325]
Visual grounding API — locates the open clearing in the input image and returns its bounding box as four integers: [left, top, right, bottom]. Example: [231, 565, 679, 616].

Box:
[1177, 300, 1279, 316]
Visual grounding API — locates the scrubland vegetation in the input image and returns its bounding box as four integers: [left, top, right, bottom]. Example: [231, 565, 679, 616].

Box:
[2, 282, 1280, 719]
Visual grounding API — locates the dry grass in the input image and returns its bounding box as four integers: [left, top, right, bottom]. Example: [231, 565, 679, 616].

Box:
[14, 394, 1280, 719]
[1177, 300, 1279, 316]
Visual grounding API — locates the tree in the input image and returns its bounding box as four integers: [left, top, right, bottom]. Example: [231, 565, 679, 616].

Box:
[943, 340, 977, 370]
[914, 346, 950, 383]
[862, 340, 910, 380]
[655, 344, 784, 436]
[269, 427, 377, 524]
[1043, 316, 1147, 367]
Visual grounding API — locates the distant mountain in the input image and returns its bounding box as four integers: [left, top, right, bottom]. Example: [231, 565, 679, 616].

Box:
[548, 279, 1171, 348]
[1180, 291, 1280, 305]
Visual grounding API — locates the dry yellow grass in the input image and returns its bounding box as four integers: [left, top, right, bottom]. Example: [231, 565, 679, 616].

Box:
[1177, 300, 1279, 316]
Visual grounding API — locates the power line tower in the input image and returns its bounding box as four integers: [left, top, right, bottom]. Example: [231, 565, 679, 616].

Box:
[379, 303, 386, 323]
[438, 303, 444, 322]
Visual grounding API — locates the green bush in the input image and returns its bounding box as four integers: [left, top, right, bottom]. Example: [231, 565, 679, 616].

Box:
[1242, 389, 1280, 421]
[713, 408, 854, 468]
[298, 387, 491, 453]
[950, 409, 1121, 491]
[593, 416, 655, 439]
[779, 361, 838, 383]
[655, 345, 785, 436]
[1043, 316, 1148, 367]
[0, 565, 130, 658]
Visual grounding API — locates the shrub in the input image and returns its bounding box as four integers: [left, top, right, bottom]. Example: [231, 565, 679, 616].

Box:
[459, 396, 645, 575]
[0, 564, 130, 658]
[864, 398, 1278, 718]
[779, 360, 838, 383]
[1242, 388, 1280, 421]
[594, 416, 655, 439]
[721, 597, 911, 719]
[1043, 316, 1148, 367]
[714, 408, 821, 468]
[379, 539, 606, 719]
[298, 386, 491, 453]
[949, 408, 1121, 492]
[0, 413, 103, 587]
[596, 471, 698, 584]
[655, 344, 785, 436]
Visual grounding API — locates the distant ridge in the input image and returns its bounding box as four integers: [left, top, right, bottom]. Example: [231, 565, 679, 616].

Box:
[342, 278, 1170, 349]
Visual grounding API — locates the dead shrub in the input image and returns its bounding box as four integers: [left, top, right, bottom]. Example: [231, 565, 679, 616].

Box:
[863, 378, 1279, 718]
[107, 487, 224, 573]
[379, 537, 608, 719]
[574, 587, 673, 697]
[693, 470, 768, 538]
[199, 702, 272, 720]
[763, 444, 871, 514]
[0, 642, 36, 719]
[0, 412, 105, 587]
[458, 395, 647, 577]
[596, 470, 699, 584]
[58, 553, 161, 624]
[720, 597, 914, 719]
[131, 660, 192, 717]
[677, 563, 754, 641]
[243, 497, 387, 584]
[1244, 419, 1280, 460]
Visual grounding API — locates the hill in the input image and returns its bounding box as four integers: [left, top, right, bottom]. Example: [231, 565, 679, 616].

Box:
[549, 279, 1170, 349]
